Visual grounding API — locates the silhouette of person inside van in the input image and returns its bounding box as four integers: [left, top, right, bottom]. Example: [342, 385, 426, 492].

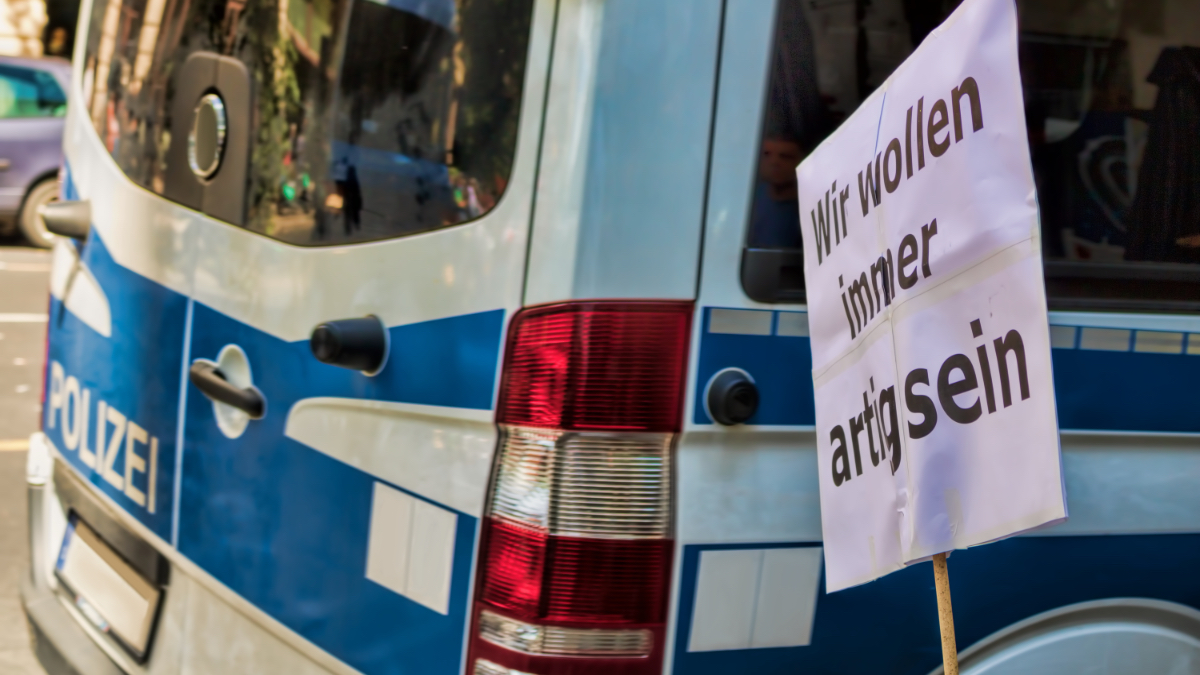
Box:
[747, 136, 805, 248]
[339, 163, 363, 235]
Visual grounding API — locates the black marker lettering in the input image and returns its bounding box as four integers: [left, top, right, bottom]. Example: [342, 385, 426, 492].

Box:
[994, 330, 1030, 406]
[884, 138, 903, 193]
[863, 392, 878, 467]
[848, 413, 865, 476]
[938, 354, 982, 424]
[858, 154, 882, 216]
[916, 97, 925, 169]
[921, 219, 938, 278]
[831, 425, 851, 486]
[898, 234, 919, 289]
[952, 76, 984, 141]
[928, 99, 950, 157]
[905, 106, 914, 178]
[879, 386, 901, 473]
[905, 368, 938, 439]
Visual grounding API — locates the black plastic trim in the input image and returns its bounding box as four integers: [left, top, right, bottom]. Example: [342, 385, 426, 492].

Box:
[741, 247, 806, 304]
[740, 249, 1200, 311]
[310, 316, 389, 374]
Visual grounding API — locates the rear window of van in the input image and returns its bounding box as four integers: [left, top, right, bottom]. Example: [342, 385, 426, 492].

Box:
[81, 0, 534, 245]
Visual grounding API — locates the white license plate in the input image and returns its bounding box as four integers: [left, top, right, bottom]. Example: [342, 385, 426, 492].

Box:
[56, 515, 162, 659]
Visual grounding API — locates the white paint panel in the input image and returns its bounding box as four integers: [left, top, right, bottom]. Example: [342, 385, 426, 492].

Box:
[776, 312, 809, 337]
[1048, 310, 1200, 334]
[1030, 433, 1200, 536]
[365, 482, 414, 598]
[521, 0, 603, 306]
[694, 0, 781, 312]
[144, 564, 186, 675]
[1079, 327, 1131, 352]
[750, 547, 822, 648]
[365, 482, 457, 615]
[523, 0, 719, 303]
[687, 549, 760, 652]
[679, 429, 1200, 546]
[1048, 325, 1076, 349]
[405, 499, 457, 615]
[285, 397, 495, 516]
[49, 239, 112, 338]
[180, 573, 335, 675]
[678, 431, 823, 544]
[709, 308, 772, 336]
[1134, 331, 1184, 354]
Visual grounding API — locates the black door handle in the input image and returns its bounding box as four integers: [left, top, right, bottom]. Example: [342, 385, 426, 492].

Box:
[189, 361, 264, 419]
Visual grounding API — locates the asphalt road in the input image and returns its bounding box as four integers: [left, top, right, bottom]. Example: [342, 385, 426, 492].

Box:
[0, 241, 51, 675]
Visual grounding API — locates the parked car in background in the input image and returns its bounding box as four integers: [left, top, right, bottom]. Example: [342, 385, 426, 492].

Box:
[0, 55, 69, 248]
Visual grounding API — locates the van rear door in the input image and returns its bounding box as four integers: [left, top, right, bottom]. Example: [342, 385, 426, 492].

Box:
[160, 1, 554, 672]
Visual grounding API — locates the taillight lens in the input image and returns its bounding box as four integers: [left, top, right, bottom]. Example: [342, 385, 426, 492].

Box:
[481, 428, 674, 624]
[469, 301, 692, 675]
[495, 302, 690, 431]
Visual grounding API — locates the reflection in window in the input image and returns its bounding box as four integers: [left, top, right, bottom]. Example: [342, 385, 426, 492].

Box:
[0, 65, 67, 119]
[745, 0, 1200, 310]
[81, 0, 534, 245]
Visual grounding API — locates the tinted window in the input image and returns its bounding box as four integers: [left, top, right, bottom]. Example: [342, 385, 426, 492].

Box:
[81, 0, 534, 244]
[745, 0, 1200, 311]
[0, 65, 66, 118]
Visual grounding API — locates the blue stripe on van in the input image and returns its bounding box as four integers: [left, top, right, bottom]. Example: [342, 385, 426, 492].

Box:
[47, 227, 505, 674]
[693, 308, 815, 426]
[178, 301, 504, 674]
[179, 300, 500, 674]
[694, 306, 1200, 433]
[178, 430, 477, 675]
[672, 534, 1200, 675]
[1050, 347, 1200, 433]
[46, 232, 187, 540]
[374, 308, 505, 410]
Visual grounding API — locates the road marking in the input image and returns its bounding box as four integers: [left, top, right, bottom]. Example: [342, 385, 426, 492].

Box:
[0, 262, 52, 272]
[0, 439, 29, 452]
[0, 313, 49, 323]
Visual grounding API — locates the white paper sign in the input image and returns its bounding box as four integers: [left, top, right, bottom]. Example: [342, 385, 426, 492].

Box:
[797, 0, 1067, 593]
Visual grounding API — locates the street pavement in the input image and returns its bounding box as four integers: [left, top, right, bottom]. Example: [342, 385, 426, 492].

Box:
[0, 241, 51, 675]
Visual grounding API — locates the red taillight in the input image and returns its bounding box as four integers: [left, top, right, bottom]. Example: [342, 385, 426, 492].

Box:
[495, 302, 690, 431]
[468, 301, 692, 675]
[480, 519, 674, 625]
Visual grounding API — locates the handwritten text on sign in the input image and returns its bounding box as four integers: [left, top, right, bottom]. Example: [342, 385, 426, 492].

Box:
[798, 0, 1067, 593]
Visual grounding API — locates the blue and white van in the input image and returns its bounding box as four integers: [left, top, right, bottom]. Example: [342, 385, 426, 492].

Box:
[21, 0, 1200, 673]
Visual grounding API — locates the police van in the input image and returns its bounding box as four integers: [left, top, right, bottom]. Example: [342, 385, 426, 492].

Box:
[21, 0, 1200, 673]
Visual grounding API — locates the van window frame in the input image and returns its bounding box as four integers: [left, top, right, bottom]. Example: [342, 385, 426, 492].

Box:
[77, 0, 537, 247]
[738, 0, 1200, 315]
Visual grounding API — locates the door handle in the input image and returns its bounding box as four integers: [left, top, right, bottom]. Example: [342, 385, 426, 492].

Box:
[39, 200, 90, 240]
[189, 361, 265, 419]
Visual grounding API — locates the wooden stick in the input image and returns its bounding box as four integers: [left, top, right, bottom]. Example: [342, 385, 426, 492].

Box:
[933, 552, 959, 675]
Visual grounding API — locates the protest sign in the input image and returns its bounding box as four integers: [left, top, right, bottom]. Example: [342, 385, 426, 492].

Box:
[798, 0, 1067, 597]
